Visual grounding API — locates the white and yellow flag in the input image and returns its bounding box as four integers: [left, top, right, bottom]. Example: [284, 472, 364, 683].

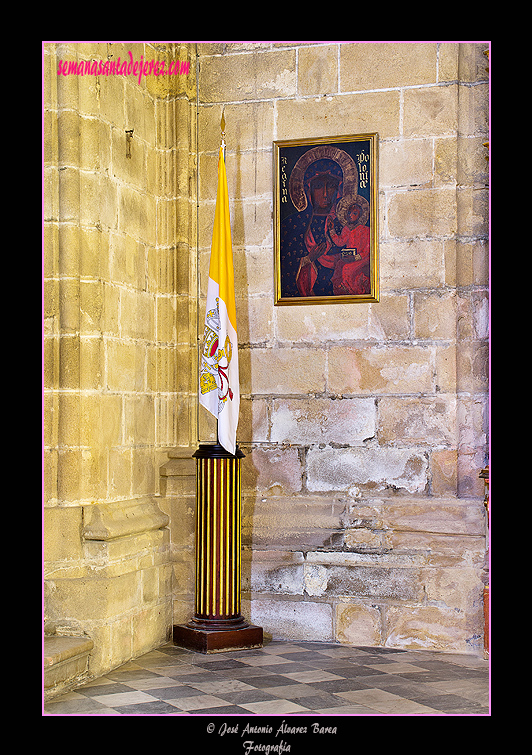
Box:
[199, 143, 239, 455]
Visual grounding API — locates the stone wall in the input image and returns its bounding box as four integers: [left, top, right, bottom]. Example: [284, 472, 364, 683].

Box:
[196, 42, 489, 653]
[43, 42, 197, 676]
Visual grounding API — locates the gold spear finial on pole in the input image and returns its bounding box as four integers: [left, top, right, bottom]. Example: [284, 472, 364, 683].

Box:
[220, 108, 226, 158]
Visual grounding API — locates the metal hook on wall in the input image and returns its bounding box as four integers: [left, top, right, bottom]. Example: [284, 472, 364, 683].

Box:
[125, 129, 134, 158]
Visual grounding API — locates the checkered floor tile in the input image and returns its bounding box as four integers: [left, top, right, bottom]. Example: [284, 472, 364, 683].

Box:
[44, 640, 489, 716]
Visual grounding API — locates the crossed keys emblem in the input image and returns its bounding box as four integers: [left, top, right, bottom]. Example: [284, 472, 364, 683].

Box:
[200, 298, 234, 412]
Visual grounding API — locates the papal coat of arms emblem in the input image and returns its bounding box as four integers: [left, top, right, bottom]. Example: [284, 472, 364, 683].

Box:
[200, 298, 234, 414]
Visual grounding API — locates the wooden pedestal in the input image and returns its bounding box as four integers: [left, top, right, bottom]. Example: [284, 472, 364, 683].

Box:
[173, 618, 263, 654]
[173, 443, 263, 654]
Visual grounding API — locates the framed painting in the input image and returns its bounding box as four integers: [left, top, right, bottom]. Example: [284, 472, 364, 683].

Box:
[273, 133, 379, 305]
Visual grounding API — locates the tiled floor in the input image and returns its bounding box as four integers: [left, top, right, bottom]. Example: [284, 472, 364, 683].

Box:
[44, 640, 489, 717]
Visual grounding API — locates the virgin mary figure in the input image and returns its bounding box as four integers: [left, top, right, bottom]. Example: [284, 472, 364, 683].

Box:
[279, 144, 364, 299]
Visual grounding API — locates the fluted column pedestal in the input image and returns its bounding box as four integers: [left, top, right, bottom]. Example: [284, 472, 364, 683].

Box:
[173, 443, 263, 653]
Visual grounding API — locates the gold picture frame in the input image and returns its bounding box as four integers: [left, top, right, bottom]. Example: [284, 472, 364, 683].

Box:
[274, 133, 379, 305]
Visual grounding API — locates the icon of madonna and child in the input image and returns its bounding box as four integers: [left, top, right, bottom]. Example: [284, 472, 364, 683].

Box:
[274, 135, 379, 304]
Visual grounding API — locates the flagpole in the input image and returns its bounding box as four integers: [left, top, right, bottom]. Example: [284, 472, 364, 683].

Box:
[173, 111, 263, 653]
[216, 109, 224, 452]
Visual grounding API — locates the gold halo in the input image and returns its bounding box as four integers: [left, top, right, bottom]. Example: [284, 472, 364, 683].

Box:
[288, 144, 358, 212]
[336, 194, 370, 227]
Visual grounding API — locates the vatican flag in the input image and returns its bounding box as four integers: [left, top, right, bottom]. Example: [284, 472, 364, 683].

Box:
[199, 142, 239, 455]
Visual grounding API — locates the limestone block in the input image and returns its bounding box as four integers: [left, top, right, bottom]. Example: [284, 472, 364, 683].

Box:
[147, 345, 181, 393]
[328, 345, 433, 395]
[276, 302, 372, 343]
[242, 494, 343, 549]
[124, 395, 155, 446]
[381, 497, 485, 537]
[57, 335, 103, 391]
[390, 532, 484, 568]
[119, 288, 154, 341]
[275, 296, 408, 344]
[235, 248, 274, 299]
[171, 557, 195, 595]
[44, 506, 84, 566]
[385, 605, 481, 654]
[249, 598, 333, 641]
[156, 395, 194, 449]
[430, 449, 458, 496]
[88, 620, 131, 678]
[380, 138, 434, 189]
[44, 635, 94, 695]
[434, 343, 457, 394]
[118, 185, 156, 246]
[82, 498, 169, 541]
[56, 446, 106, 503]
[270, 397, 375, 445]
[75, 226, 111, 281]
[56, 167, 79, 222]
[457, 341, 489, 395]
[247, 347, 327, 396]
[145, 53, 195, 101]
[172, 598, 195, 627]
[112, 127, 147, 191]
[242, 447, 303, 494]
[335, 602, 382, 646]
[46, 572, 141, 623]
[82, 529, 169, 576]
[305, 551, 427, 568]
[106, 340, 145, 392]
[303, 564, 328, 597]
[458, 448, 487, 499]
[377, 395, 457, 446]
[108, 448, 132, 499]
[57, 108, 81, 166]
[132, 448, 159, 500]
[379, 239, 452, 291]
[229, 199, 273, 249]
[199, 48, 296, 102]
[455, 82, 489, 134]
[132, 605, 173, 659]
[457, 396, 488, 454]
[161, 496, 195, 551]
[457, 291, 489, 341]
[81, 172, 113, 229]
[303, 558, 423, 601]
[339, 500, 384, 530]
[277, 90, 400, 141]
[160, 452, 195, 479]
[306, 447, 429, 494]
[237, 297, 274, 346]
[424, 566, 484, 615]
[243, 550, 305, 595]
[110, 233, 144, 289]
[344, 528, 391, 551]
[238, 397, 269, 443]
[340, 43, 437, 91]
[332, 565, 422, 600]
[414, 290, 457, 340]
[298, 44, 338, 96]
[402, 85, 458, 138]
[438, 43, 459, 82]
[387, 187, 457, 239]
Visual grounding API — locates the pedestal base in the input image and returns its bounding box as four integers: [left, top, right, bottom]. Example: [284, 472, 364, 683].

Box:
[173, 619, 263, 654]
